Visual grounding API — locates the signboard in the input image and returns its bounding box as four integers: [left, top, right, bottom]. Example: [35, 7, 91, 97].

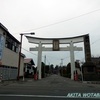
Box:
[84, 35, 91, 62]
[53, 39, 59, 51]
[0, 34, 5, 60]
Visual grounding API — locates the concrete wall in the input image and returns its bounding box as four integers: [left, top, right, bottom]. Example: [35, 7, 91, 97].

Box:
[0, 66, 17, 80]
[2, 47, 19, 67]
[20, 57, 24, 77]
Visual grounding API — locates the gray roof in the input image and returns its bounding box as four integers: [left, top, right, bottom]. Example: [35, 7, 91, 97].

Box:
[0, 23, 20, 44]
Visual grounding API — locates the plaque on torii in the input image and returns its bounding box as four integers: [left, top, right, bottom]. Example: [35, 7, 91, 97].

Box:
[53, 39, 59, 51]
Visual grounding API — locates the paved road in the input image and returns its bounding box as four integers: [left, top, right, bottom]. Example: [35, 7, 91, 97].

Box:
[0, 74, 100, 100]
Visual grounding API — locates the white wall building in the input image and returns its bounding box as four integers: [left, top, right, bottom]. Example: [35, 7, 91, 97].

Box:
[0, 23, 21, 80]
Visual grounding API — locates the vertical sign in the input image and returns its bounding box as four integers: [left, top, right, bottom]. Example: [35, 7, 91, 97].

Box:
[84, 34, 91, 62]
[53, 39, 59, 51]
[0, 34, 5, 60]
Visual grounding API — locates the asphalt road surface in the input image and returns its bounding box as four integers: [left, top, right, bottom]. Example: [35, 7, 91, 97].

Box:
[0, 74, 100, 100]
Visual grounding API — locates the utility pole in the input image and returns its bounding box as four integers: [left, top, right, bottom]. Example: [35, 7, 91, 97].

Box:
[44, 55, 46, 77]
[61, 59, 63, 66]
[17, 32, 35, 80]
[44, 55, 46, 65]
[60, 59, 63, 76]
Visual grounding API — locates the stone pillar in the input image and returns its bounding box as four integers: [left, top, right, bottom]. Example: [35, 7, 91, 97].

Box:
[37, 42, 42, 79]
[70, 41, 75, 80]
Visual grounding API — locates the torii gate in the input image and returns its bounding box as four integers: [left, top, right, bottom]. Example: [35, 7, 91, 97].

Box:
[26, 34, 91, 80]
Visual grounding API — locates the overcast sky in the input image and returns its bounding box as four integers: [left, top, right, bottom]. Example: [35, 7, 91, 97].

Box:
[0, 0, 100, 66]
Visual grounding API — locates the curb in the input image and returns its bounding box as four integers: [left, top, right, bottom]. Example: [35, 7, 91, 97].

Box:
[82, 81, 100, 84]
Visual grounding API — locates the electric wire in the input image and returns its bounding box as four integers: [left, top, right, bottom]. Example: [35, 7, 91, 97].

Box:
[24, 9, 100, 32]
[22, 47, 37, 56]
[14, 8, 100, 34]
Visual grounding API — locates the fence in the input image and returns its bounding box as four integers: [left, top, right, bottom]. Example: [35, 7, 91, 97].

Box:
[0, 65, 18, 81]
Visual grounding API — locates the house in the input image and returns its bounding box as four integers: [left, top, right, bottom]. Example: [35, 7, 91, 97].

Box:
[24, 58, 35, 78]
[0, 23, 20, 80]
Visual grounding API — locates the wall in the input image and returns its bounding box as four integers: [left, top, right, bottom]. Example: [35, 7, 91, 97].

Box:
[20, 57, 24, 77]
[2, 47, 19, 67]
[0, 66, 17, 80]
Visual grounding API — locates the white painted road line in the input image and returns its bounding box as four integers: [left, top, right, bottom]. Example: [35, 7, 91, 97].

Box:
[0, 94, 67, 98]
[0, 94, 100, 99]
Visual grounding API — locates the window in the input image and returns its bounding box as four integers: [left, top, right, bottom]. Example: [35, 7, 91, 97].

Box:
[5, 35, 19, 53]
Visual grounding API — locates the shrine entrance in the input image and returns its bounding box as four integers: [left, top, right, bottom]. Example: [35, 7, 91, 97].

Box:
[26, 34, 91, 80]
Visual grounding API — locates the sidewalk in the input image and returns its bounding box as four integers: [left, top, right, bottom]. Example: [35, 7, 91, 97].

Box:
[0, 78, 35, 86]
[83, 81, 100, 84]
[0, 75, 100, 87]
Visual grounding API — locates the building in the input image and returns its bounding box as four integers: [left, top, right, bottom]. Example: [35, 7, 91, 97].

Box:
[0, 23, 20, 80]
[91, 57, 100, 74]
[24, 58, 35, 78]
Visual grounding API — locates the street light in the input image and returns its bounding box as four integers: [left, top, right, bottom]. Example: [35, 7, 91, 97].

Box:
[17, 32, 35, 80]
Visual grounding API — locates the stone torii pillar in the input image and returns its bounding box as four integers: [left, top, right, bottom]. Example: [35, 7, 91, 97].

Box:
[37, 42, 42, 79]
[70, 41, 76, 80]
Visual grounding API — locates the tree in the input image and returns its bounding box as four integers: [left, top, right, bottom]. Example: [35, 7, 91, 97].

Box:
[66, 63, 71, 78]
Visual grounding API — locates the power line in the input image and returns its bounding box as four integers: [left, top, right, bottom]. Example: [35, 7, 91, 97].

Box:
[22, 47, 47, 58]
[71, 37, 100, 60]
[91, 38, 100, 45]
[22, 47, 37, 56]
[22, 8, 100, 32]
